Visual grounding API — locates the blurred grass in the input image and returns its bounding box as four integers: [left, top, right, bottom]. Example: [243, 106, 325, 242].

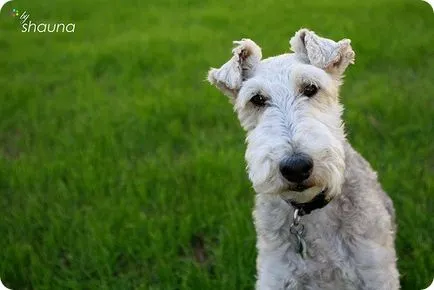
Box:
[0, 0, 432, 289]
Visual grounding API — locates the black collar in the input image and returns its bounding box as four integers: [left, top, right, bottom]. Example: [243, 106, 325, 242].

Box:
[284, 190, 330, 216]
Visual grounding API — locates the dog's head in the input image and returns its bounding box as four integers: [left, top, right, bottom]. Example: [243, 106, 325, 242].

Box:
[207, 29, 355, 203]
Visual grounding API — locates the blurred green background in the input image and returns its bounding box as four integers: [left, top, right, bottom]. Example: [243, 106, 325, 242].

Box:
[0, 0, 432, 289]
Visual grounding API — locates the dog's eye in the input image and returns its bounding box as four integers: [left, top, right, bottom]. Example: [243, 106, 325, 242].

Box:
[250, 94, 267, 107]
[302, 84, 319, 97]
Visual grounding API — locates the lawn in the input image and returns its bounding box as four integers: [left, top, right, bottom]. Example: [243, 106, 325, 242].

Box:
[0, 0, 432, 289]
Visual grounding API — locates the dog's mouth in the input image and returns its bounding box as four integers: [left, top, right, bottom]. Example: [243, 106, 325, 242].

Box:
[291, 183, 311, 192]
[283, 185, 328, 204]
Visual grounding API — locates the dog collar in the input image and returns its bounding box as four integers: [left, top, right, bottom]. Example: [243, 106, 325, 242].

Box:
[284, 189, 330, 216]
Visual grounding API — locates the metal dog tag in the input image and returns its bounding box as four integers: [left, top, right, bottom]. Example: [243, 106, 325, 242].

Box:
[289, 209, 308, 259]
[296, 234, 307, 259]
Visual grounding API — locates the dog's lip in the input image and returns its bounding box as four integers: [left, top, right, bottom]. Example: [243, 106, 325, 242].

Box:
[292, 184, 309, 192]
[287, 182, 315, 192]
[285, 185, 328, 194]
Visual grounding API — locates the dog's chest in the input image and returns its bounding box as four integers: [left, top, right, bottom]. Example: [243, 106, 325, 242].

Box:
[254, 197, 372, 289]
[297, 216, 362, 288]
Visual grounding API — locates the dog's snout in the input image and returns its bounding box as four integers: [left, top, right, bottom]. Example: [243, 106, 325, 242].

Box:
[279, 153, 313, 183]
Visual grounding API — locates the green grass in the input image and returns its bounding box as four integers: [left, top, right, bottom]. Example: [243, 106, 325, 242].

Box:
[0, 0, 432, 289]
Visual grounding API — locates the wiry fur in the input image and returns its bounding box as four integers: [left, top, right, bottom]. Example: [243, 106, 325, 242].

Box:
[207, 29, 399, 289]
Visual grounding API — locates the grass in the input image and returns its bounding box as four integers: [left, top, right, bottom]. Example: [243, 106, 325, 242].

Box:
[0, 0, 432, 289]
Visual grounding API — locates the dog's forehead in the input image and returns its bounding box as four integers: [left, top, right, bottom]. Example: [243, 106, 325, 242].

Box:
[255, 53, 306, 77]
[250, 53, 333, 89]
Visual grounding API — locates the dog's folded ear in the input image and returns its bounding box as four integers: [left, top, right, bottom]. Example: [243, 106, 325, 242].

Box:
[290, 29, 355, 77]
[208, 39, 262, 98]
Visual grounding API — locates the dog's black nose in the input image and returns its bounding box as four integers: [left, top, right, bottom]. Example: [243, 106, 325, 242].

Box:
[279, 154, 313, 183]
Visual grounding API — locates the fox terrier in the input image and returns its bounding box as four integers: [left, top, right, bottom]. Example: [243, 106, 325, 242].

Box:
[207, 29, 400, 289]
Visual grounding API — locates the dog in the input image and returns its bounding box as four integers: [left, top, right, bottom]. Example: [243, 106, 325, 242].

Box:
[207, 29, 400, 289]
